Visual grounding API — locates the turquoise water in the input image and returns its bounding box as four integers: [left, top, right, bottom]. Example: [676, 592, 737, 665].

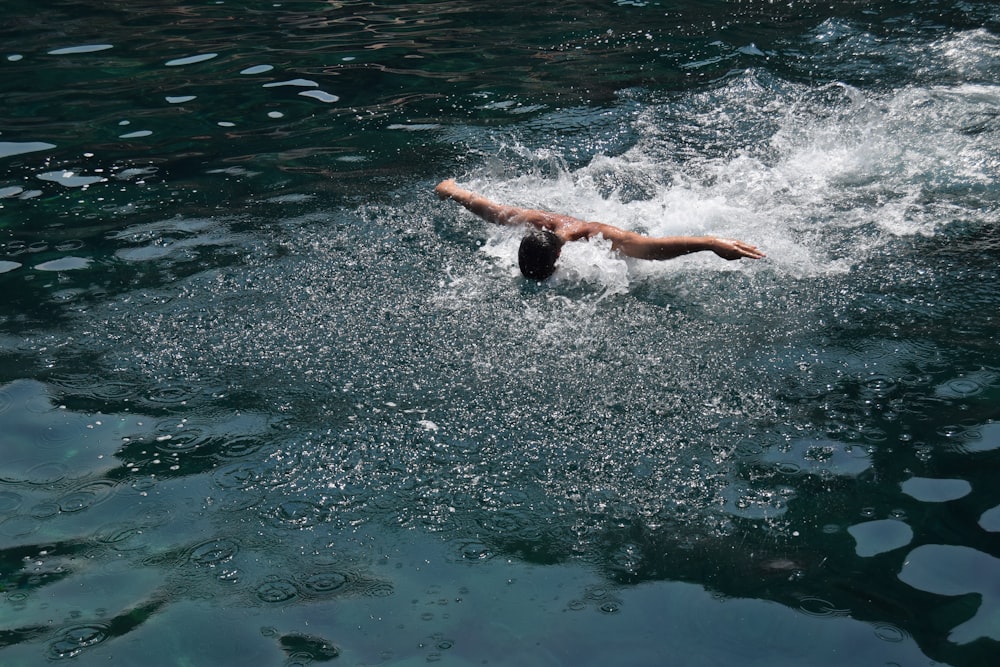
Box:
[2, 1, 1000, 665]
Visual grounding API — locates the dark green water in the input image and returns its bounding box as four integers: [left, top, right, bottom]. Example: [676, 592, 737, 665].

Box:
[2, 1, 1000, 665]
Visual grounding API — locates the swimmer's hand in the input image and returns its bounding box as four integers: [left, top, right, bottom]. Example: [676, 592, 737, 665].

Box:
[435, 179, 458, 200]
[710, 238, 766, 260]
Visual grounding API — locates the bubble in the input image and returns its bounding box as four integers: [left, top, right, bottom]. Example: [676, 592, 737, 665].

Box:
[863, 374, 898, 398]
[458, 541, 492, 561]
[598, 600, 622, 614]
[48, 624, 109, 660]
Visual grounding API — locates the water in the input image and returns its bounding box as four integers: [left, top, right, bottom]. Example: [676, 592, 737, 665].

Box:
[2, 1, 999, 665]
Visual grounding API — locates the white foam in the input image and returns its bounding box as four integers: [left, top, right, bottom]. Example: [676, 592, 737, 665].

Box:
[463, 63, 999, 292]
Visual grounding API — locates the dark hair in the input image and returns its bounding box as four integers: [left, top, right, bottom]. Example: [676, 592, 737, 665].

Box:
[518, 230, 563, 280]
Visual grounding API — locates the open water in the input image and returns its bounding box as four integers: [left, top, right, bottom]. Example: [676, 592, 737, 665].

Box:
[2, 1, 1000, 665]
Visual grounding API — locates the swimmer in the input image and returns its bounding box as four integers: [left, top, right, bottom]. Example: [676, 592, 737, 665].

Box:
[435, 179, 765, 280]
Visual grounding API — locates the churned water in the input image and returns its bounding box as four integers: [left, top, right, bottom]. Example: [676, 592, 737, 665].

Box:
[2, 1, 999, 665]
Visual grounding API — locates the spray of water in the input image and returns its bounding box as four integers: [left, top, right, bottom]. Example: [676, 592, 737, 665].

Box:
[51, 29, 1000, 575]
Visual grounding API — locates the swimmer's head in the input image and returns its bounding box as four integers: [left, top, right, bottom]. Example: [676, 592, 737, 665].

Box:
[518, 230, 563, 281]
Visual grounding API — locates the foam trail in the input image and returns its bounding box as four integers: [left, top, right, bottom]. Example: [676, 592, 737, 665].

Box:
[465, 62, 1000, 292]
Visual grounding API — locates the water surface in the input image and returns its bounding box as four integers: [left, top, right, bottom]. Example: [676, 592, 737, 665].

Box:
[2, 1, 1000, 665]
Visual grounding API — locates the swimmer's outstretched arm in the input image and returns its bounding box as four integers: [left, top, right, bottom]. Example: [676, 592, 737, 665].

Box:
[434, 179, 573, 230]
[576, 222, 766, 261]
[434, 179, 765, 262]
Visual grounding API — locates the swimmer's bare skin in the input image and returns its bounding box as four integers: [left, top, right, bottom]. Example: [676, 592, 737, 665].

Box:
[435, 179, 765, 261]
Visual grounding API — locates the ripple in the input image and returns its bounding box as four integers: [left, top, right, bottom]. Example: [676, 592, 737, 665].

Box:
[94, 524, 149, 552]
[456, 541, 493, 561]
[959, 421, 1000, 453]
[0, 491, 23, 514]
[364, 583, 394, 597]
[269, 499, 327, 528]
[219, 435, 265, 459]
[19, 462, 69, 485]
[54, 239, 86, 252]
[0, 515, 40, 537]
[598, 600, 622, 614]
[298, 570, 349, 597]
[278, 633, 340, 662]
[759, 438, 871, 477]
[48, 623, 109, 660]
[862, 374, 898, 398]
[153, 425, 211, 453]
[213, 462, 261, 489]
[56, 479, 119, 513]
[873, 622, 909, 643]
[797, 596, 850, 618]
[255, 577, 299, 604]
[188, 538, 240, 567]
[30, 502, 60, 519]
[92, 381, 138, 401]
[144, 382, 199, 406]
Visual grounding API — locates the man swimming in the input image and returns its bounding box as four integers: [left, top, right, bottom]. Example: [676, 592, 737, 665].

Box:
[434, 179, 765, 280]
